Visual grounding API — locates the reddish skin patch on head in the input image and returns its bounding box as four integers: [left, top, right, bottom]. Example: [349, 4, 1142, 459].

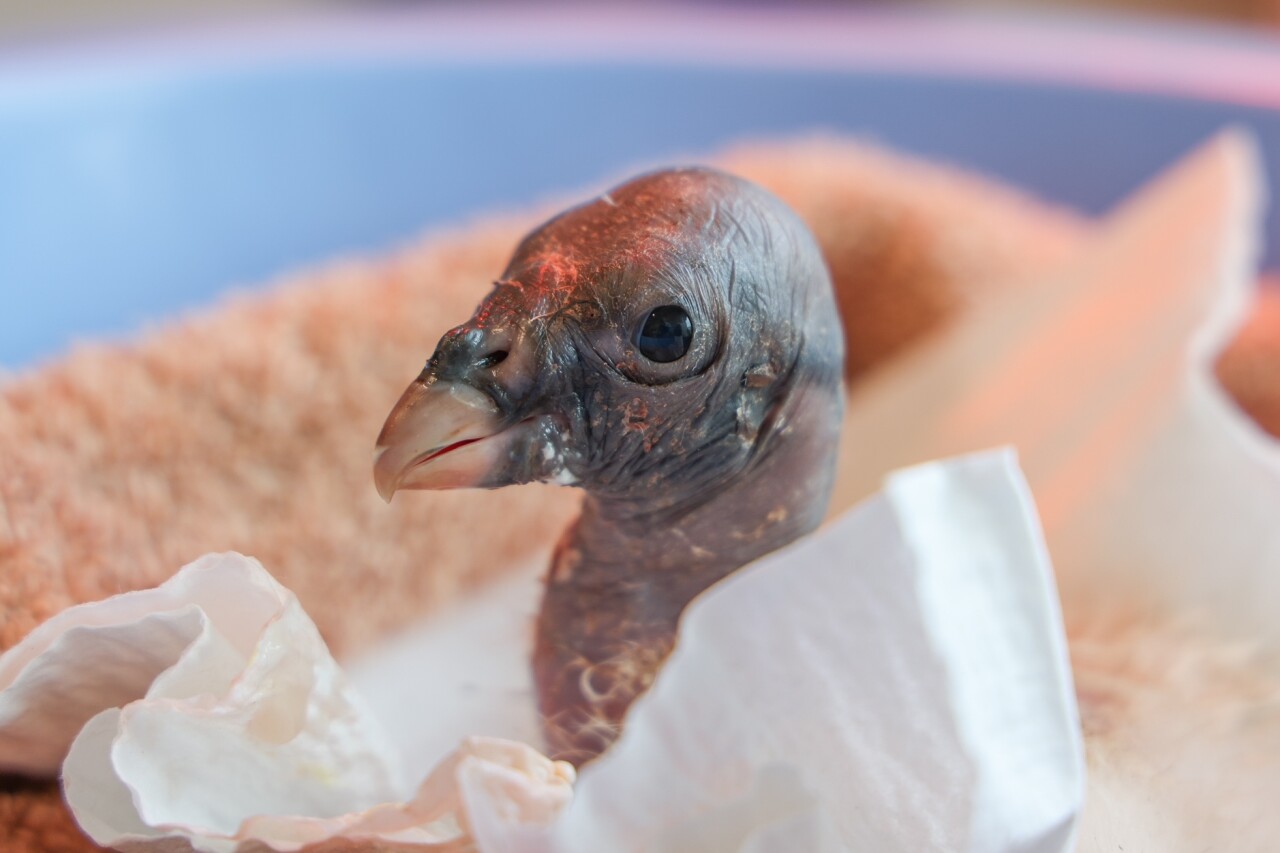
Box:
[622, 399, 660, 452]
[501, 253, 587, 321]
[514, 254, 582, 296]
[622, 398, 649, 433]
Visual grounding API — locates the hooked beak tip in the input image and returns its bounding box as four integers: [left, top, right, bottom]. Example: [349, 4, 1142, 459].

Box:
[372, 378, 506, 498]
[372, 444, 400, 503]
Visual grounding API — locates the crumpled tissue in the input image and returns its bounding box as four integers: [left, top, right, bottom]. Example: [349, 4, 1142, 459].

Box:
[0, 553, 573, 852]
[0, 450, 1080, 852]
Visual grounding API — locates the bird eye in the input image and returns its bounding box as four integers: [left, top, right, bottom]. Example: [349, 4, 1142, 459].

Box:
[635, 305, 693, 363]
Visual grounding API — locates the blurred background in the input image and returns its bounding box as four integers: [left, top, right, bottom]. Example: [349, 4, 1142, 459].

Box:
[1, 0, 1279, 40]
[2, 2, 1279, 369]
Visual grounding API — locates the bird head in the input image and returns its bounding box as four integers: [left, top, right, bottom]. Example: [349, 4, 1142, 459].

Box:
[374, 168, 843, 519]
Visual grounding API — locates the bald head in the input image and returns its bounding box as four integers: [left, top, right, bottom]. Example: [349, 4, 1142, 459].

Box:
[374, 167, 847, 762]
[375, 167, 842, 517]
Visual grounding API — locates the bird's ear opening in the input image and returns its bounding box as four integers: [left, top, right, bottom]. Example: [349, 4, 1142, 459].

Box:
[742, 362, 778, 389]
[735, 361, 781, 445]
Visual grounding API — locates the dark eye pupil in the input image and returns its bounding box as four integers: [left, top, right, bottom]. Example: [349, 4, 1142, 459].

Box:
[636, 305, 693, 363]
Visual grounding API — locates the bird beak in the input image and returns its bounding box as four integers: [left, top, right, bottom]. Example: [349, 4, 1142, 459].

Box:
[372, 378, 507, 501]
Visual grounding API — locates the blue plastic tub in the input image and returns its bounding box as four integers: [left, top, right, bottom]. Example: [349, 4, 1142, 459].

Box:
[2, 7, 1279, 367]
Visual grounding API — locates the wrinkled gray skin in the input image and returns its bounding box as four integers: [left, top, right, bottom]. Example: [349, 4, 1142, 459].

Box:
[376, 168, 845, 764]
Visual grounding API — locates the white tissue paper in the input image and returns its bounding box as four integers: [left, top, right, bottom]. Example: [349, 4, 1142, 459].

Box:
[553, 450, 1083, 853]
[1, 127, 1272, 853]
[0, 553, 574, 852]
[0, 452, 1080, 853]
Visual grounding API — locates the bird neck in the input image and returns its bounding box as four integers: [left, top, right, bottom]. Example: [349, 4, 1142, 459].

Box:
[567, 390, 842, 600]
[533, 355, 843, 763]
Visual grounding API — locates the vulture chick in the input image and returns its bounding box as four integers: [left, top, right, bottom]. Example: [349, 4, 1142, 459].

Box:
[374, 168, 845, 763]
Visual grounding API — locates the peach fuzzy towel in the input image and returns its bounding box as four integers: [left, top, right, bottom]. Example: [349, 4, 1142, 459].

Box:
[0, 138, 1277, 852]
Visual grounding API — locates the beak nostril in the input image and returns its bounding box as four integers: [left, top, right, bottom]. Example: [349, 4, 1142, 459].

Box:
[475, 350, 509, 370]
